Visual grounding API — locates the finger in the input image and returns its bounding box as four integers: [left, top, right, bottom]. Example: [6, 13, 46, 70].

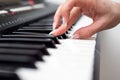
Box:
[67, 7, 82, 29]
[72, 17, 108, 39]
[61, 0, 76, 26]
[50, 24, 68, 36]
[53, 5, 63, 29]
[50, 7, 82, 36]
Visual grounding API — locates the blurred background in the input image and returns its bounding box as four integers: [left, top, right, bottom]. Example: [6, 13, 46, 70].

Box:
[45, 0, 65, 4]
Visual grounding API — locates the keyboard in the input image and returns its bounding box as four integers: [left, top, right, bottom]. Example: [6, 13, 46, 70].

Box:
[0, 1, 96, 80]
[16, 16, 96, 80]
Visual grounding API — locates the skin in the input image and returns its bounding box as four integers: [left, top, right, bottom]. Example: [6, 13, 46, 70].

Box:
[50, 0, 120, 39]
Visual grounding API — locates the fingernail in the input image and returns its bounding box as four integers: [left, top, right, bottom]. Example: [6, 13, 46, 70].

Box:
[72, 34, 80, 39]
[53, 23, 56, 30]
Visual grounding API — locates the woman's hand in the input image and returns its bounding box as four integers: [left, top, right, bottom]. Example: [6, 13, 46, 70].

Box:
[50, 0, 120, 39]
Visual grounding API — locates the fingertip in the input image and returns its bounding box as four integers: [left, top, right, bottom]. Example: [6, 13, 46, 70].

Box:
[49, 30, 57, 37]
[73, 27, 94, 39]
[49, 31, 53, 35]
[71, 34, 81, 39]
[49, 24, 68, 37]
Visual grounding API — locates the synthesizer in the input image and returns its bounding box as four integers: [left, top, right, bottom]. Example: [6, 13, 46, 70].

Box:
[0, 0, 96, 80]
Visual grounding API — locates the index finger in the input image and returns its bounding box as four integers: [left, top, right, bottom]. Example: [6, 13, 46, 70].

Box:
[53, 4, 63, 29]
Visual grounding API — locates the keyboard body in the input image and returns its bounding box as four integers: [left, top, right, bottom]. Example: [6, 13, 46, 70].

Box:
[0, 1, 96, 80]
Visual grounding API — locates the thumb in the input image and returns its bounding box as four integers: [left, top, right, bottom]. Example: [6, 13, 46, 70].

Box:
[72, 17, 107, 39]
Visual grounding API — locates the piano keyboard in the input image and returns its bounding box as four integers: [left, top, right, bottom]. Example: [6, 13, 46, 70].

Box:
[0, 2, 96, 80]
[16, 16, 96, 80]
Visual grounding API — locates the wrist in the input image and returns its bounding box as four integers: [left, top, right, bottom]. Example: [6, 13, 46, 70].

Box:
[117, 3, 120, 23]
[112, 2, 120, 23]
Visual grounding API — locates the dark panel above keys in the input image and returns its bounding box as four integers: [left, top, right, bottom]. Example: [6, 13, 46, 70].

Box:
[0, 3, 58, 32]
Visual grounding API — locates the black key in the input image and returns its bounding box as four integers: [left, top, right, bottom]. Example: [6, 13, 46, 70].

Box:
[12, 32, 60, 44]
[12, 31, 44, 35]
[66, 31, 69, 34]
[37, 20, 53, 23]
[0, 54, 35, 68]
[36, 21, 53, 25]
[29, 23, 52, 26]
[0, 71, 20, 80]
[12, 31, 45, 35]
[57, 36, 63, 39]
[61, 33, 68, 39]
[0, 38, 56, 48]
[40, 19, 53, 22]
[0, 43, 49, 55]
[22, 26, 52, 29]
[68, 27, 72, 30]
[17, 28, 52, 34]
[2, 34, 60, 44]
[12, 32, 62, 41]
[0, 48, 43, 61]
[0, 65, 15, 71]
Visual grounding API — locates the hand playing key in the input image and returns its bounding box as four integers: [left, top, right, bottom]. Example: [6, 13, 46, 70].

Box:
[50, 0, 120, 39]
